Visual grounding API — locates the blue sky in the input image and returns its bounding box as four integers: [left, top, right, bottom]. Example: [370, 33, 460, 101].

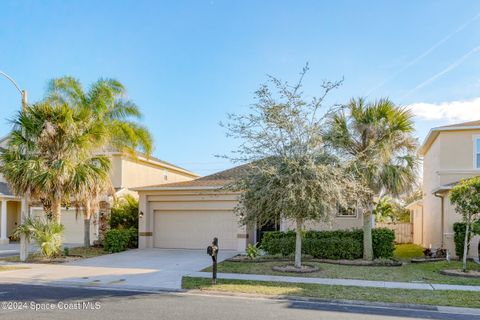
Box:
[1, 1, 480, 175]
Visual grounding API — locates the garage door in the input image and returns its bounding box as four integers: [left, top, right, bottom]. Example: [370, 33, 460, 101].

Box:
[154, 210, 238, 250]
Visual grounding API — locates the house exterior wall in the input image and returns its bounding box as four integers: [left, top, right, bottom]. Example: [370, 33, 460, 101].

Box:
[422, 129, 480, 257]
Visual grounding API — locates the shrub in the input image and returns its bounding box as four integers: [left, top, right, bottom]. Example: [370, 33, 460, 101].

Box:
[127, 227, 138, 249]
[372, 228, 396, 259]
[453, 222, 470, 259]
[246, 243, 260, 259]
[103, 229, 131, 253]
[261, 228, 395, 259]
[109, 195, 139, 230]
[303, 237, 362, 260]
[14, 217, 65, 258]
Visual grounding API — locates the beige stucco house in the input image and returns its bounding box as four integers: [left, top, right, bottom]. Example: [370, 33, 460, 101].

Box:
[413, 120, 480, 257]
[135, 165, 364, 252]
[0, 135, 199, 244]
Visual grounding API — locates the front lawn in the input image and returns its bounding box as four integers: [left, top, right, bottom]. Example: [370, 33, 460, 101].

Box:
[394, 244, 425, 261]
[0, 246, 109, 263]
[182, 277, 480, 308]
[203, 259, 480, 286]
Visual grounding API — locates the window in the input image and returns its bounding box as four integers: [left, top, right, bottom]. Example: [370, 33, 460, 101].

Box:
[476, 138, 480, 169]
[336, 205, 357, 218]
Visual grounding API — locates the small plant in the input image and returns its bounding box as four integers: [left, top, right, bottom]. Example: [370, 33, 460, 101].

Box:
[63, 247, 70, 256]
[14, 217, 64, 258]
[246, 243, 260, 259]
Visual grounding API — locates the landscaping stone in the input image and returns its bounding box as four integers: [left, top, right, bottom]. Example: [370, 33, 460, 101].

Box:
[311, 258, 402, 267]
[411, 258, 446, 263]
[271, 264, 319, 273]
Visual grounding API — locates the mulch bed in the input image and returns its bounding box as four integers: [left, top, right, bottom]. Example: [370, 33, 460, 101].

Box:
[440, 269, 480, 278]
[271, 264, 320, 273]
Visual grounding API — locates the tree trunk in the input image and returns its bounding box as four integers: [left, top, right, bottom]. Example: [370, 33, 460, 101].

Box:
[84, 218, 91, 248]
[51, 199, 62, 223]
[462, 221, 470, 272]
[363, 208, 374, 261]
[294, 218, 303, 268]
[83, 201, 91, 248]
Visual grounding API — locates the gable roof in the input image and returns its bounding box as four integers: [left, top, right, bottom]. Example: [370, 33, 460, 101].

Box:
[133, 163, 250, 190]
[419, 120, 480, 156]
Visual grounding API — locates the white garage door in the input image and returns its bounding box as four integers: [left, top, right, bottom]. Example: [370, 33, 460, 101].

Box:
[154, 210, 238, 250]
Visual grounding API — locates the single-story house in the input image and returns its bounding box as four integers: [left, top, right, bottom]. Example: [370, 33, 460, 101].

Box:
[0, 135, 199, 244]
[408, 120, 480, 257]
[135, 164, 364, 252]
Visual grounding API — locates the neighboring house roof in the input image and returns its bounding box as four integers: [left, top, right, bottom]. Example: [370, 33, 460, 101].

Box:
[405, 199, 423, 210]
[134, 163, 250, 191]
[431, 181, 459, 194]
[0, 182, 14, 196]
[419, 120, 480, 156]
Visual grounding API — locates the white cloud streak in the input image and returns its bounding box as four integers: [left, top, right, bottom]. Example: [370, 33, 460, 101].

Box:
[407, 97, 480, 123]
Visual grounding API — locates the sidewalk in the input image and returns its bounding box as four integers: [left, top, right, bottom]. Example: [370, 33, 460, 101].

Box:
[188, 272, 480, 292]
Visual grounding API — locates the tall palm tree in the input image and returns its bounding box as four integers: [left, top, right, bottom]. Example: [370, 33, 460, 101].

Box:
[0, 102, 109, 223]
[44, 77, 153, 246]
[325, 98, 418, 260]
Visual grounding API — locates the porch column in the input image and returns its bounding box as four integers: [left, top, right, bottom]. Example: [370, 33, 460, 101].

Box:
[0, 200, 8, 244]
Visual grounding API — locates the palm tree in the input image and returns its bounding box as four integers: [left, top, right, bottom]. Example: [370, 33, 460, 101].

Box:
[44, 77, 153, 246]
[0, 102, 109, 223]
[325, 98, 418, 260]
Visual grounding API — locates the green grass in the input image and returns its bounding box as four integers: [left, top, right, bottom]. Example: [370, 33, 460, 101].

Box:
[204, 259, 480, 286]
[0, 265, 28, 271]
[394, 244, 425, 261]
[182, 276, 480, 308]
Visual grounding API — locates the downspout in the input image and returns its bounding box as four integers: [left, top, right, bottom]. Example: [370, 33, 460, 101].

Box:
[434, 192, 445, 248]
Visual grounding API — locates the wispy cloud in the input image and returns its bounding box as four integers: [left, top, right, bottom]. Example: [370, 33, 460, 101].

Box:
[407, 97, 480, 123]
[365, 12, 480, 96]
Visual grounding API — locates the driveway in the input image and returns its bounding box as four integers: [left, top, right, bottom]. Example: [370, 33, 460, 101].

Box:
[0, 248, 237, 290]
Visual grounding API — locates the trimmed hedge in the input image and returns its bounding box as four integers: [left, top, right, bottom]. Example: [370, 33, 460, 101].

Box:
[453, 222, 470, 259]
[103, 229, 131, 253]
[260, 228, 395, 259]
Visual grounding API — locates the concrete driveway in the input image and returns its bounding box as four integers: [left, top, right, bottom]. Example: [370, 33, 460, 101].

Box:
[0, 248, 237, 291]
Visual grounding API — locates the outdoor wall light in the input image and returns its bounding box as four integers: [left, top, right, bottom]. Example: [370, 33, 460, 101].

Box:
[139, 211, 144, 218]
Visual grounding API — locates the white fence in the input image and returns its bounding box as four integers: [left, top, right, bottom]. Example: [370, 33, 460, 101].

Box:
[377, 222, 413, 244]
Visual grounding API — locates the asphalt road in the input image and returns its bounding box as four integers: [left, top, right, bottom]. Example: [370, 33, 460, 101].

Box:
[0, 283, 478, 320]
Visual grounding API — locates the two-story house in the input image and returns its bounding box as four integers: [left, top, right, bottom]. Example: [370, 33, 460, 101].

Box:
[416, 120, 480, 257]
[0, 135, 199, 244]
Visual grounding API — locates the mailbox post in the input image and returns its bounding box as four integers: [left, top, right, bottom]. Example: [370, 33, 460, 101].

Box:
[207, 237, 219, 284]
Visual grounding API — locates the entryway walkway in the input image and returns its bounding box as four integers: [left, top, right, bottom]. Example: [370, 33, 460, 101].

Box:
[188, 272, 480, 292]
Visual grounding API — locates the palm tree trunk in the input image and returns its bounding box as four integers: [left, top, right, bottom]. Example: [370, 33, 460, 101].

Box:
[294, 218, 303, 268]
[462, 221, 470, 272]
[363, 207, 374, 261]
[84, 201, 91, 248]
[51, 199, 62, 223]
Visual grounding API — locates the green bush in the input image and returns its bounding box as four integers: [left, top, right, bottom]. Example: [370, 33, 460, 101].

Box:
[127, 227, 138, 249]
[303, 237, 362, 259]
[372, 228, 395, 259]
[261, 228, 395, 259]
[109, 195, 139, 230]
[246, 243, 260, 259]
[103, 229, 131, 253]
[453, 223, 470, 259]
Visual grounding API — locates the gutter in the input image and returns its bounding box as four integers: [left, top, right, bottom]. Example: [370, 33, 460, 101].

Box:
[434, 192, 445, 248]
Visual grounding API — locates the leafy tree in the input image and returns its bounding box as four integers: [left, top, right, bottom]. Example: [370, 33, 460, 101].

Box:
[325, 98, 418, 260]
[223, 66, 363, 268]
[375, 197, 411, 223]
[450, 177, 480, 272]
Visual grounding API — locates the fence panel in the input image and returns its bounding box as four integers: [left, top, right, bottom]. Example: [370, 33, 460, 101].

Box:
[377, 222, 413, 244]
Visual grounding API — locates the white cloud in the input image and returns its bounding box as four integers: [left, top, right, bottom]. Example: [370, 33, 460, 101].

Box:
[407, 97, 480, 123]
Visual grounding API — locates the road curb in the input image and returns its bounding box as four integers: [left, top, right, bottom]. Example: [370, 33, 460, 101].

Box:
[184, 289, 480, 315]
